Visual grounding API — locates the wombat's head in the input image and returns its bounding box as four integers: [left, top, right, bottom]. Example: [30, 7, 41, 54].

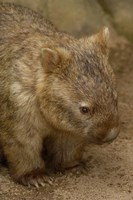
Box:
[38, 27, 119, 144]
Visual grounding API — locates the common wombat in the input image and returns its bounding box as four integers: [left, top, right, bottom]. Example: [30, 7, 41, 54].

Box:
[0, 3, 119, 187]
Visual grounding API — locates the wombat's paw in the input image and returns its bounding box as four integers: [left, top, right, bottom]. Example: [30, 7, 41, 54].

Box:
[15, 169, 53, 188]
[69, 158, 92, 176]
[70, 164, 88, 175]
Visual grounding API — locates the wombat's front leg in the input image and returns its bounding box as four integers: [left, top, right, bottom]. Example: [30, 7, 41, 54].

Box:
[3, 128, 51, 187]
[43, 133, 88, 171]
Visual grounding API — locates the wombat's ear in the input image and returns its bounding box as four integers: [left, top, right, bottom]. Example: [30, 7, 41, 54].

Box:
[90, 27, 110, 54]
[41, 47, 71, 72]
[81, 27, 110, 55]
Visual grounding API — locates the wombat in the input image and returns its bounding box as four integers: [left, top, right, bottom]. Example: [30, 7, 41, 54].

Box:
[0, 3, 119, 187]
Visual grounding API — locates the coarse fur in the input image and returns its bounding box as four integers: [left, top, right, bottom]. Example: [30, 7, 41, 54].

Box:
[0, 3, 119, 186]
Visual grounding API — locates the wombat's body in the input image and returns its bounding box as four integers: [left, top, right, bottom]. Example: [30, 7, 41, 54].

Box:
[0, 3, 119, 186]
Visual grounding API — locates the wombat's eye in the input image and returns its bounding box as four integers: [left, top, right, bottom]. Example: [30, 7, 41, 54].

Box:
[80, 106, 90, 114]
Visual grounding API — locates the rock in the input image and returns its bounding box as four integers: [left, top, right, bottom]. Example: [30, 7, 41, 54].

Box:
[47, 0, 114, 37]
[98, 0, 133, 42]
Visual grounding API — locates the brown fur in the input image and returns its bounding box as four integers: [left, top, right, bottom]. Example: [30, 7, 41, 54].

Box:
[0, 3, 119, 186]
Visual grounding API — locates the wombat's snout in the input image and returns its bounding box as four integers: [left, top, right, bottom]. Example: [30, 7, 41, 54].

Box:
[103, 127, 120, 143]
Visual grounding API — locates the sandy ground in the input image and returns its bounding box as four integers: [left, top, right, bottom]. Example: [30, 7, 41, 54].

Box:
[0, 42, 133, 200]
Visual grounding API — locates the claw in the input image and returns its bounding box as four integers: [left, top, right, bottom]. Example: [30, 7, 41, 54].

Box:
[39, 181, 45, 187]
[34, 182, 39, 188]
[37, 177, 46, 187]
[30, 180, 39, 188]
[47, 179, 53, 185]
[42, 176, 53, 185]
[17, 172, 53, 187]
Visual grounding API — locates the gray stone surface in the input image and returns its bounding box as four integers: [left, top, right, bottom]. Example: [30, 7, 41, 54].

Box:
[98, 0, 133, 42]
[47, 0, 113, 37]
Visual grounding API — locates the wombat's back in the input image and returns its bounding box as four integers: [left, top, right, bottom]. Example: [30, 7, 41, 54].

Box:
[0, 3, 56, 38]
[0, 2, 57, 97]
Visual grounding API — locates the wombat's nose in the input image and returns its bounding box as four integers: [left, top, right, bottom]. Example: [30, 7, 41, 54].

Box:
[103, 127, 119, 143]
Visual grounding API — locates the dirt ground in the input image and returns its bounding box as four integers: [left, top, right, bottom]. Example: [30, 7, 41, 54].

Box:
[0, 41, 133, 200]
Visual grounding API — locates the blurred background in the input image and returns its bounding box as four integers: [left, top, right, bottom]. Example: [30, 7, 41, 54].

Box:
[1, 0, 133, 43]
